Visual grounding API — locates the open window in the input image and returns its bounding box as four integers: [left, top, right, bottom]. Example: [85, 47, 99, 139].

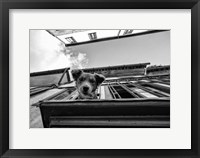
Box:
[30, 67, 71, 96]
[38, 67, 170, 128]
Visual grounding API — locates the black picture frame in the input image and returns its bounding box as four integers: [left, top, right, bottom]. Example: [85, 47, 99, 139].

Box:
[0, 0, 199, 157]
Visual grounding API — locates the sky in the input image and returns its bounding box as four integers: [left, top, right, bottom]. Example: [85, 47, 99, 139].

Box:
[30, 30, 170, 73]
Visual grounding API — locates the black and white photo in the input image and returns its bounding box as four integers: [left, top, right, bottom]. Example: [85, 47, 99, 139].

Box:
[30, 29, 170, 128]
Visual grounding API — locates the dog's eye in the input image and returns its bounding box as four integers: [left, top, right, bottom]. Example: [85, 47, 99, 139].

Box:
[79, 77, 85, 81]
[89, 79, 95, 83]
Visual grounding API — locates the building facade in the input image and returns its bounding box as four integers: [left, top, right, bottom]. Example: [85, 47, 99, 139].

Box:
[30, 63, 170, 128]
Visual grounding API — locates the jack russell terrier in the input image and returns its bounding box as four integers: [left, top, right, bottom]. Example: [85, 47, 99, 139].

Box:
[71, 69, 105, 99]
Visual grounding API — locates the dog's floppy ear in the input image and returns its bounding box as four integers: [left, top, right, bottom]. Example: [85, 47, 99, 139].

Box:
[94, 73, 105, 86]
[71, 69, 83, 81]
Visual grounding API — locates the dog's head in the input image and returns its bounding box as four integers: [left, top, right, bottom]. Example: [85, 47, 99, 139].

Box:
[71, 69, 105, 99]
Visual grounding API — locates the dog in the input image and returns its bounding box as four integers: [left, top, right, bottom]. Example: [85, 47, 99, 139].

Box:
[71, 69, 105, 99]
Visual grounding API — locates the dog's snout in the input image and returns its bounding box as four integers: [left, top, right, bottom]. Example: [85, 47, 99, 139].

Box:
[83, 86, 89, 92]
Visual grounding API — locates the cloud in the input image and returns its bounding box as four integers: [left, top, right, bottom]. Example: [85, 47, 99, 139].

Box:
[30, 30, 88, 72]
[57, 42, 89, 69]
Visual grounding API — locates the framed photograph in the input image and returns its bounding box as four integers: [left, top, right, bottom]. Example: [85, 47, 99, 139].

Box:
[1, 0, 199, 157]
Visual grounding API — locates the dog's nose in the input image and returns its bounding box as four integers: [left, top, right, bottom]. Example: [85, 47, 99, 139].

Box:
[83, 86, 89, 92]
